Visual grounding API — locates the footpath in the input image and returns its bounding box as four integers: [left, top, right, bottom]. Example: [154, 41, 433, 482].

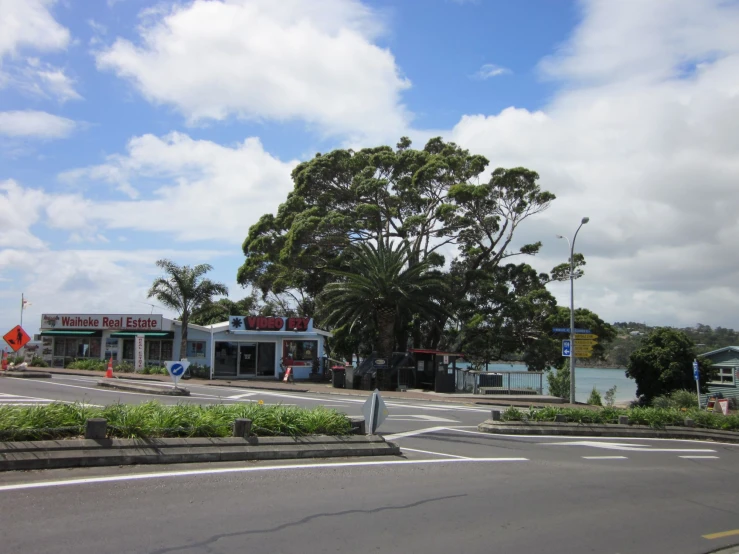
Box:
[29, 366, 571, 408]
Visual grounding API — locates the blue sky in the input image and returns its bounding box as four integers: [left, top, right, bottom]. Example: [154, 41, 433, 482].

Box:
[2, 0, 739, 336]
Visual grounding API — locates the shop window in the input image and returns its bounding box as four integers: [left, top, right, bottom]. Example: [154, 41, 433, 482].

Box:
[187, 341, 207, 359]
[53, 339, 65, 357]
[65, 339, 78, 357]
[161, 340, 173, 361]
[104, 338, 119, 360]
[89, 338, 101, 358]
[122, 340, 134, 360]
[283, 340, 318, 365]
[147, 340, 161, 361]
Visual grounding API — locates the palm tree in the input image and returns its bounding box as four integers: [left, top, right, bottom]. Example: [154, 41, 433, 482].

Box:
[148, 259, 228, 360]
[318, 242, 448, 364]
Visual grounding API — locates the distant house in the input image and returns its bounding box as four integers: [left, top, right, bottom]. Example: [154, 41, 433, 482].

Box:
[629, 331, 642, 336]
[698, 346, 739, 404]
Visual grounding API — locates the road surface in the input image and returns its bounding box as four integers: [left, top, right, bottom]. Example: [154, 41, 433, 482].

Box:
[1, 374, 739, 553]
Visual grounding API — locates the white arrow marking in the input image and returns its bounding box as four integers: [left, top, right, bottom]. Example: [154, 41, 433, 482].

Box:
[387, 415, 458, 423]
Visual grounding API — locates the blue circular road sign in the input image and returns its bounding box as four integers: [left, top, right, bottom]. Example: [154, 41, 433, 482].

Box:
[170, 362, 185, 377]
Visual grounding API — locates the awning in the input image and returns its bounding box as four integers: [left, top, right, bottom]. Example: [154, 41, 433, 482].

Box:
[109, 332, 174, 339]
[39, 330, 101, 336]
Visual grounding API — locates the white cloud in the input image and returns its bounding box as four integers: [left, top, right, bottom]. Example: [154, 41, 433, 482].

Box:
[0, 180, 47, 249]
[95, 0, 411, 140]
[0, 110, 76, 138]
[447, 0, 739, 327]
[473, 63, 510, 80]
[0, 1, 81, 102]
[59, 132, 298, 241]
[0, 0, 69, 59]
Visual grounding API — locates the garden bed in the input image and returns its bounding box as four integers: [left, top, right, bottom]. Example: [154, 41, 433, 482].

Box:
[0, 401, 352, 442]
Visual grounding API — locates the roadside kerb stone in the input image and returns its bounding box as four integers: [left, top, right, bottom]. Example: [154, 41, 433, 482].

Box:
[0, 434, 399, 471]
[477, 419, 739, 443]
[0, 371, 52, 379]
[84, 418, 107, 440]
[233, 418, 252, 438]
[97, 380, 190, 396]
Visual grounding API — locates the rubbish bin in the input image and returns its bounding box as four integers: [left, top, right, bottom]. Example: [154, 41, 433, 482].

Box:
[345, 365, 355, 389]
[331, 366, 345, 388]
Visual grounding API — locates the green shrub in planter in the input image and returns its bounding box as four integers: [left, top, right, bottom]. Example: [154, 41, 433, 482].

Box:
[30, 356, 48, 367]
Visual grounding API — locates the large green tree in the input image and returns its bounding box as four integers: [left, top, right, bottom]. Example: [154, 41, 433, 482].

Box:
[238, 137, 559, 352]
[317, 242, 448, 369]
[626, 327, 715, 401]
[148, 259, 228, 360]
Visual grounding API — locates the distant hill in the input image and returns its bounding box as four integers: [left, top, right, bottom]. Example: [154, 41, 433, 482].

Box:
[602, 323, 739, 368]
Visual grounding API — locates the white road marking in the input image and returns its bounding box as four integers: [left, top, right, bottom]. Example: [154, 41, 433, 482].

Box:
[227, 392, 257, 399]
[582, 456, 628, 460]
[387, 415, 458, 423]
[13, 379, 173, 398]
[679, 455, 719, 459]
[401, 448, 469, 459]
[541, 440, 716, 453]
[383, 426, 449, 440]
[0, 457, 529, 492]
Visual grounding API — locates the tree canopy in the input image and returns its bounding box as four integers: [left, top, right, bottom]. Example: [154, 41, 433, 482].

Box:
[238, 136, 594, 366]
[626, 327, 715, 400]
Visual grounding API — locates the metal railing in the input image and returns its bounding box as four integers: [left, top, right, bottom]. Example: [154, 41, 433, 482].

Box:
[475, 371, 544, 395]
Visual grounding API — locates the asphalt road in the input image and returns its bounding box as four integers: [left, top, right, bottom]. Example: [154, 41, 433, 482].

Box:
[2, 374, 739, 553]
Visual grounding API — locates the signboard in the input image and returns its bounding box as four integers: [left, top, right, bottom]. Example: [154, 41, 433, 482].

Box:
[574, 351, 593, 358]
[574, 334, 598, 340]
[40, 314, 162, 331]
[443, 355, 449, 364]
[3, 325, 31, 352]
[552, 327, 592, 334]
[717, 399, 730, 416]
[229, 316, 313, 332]
[135, 334, 145, 371]
[165, 360, 190, 387]
[362, 389, 389, 434]
[693, 360, 700, 381]
[373, 358, 388, 368]
[562, 339, 571, 357]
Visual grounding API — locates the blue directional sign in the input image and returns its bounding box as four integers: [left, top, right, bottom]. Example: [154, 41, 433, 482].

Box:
[693, 360, 700, 381]
[165, 360, 191, 387]
[562, 340, 572, 357]
[553, 327, 592, 334]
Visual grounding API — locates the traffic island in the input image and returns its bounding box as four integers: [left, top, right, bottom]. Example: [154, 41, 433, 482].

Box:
[0, 370, 52, 379]
[0, 434, 399, 471]
[478, 416, 739, 444]
[97, 380, 191, 396]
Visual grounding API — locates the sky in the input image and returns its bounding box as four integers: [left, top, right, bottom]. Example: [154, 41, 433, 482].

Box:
[2, 0, 739, 337]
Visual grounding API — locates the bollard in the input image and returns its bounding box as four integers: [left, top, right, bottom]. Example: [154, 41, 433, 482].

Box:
[349, 416, 366, 435]
[85, 418, 107, 440]
[618, 415, 630, 425]
[233, 418, 252, 438]
[491, 410, 501, 421]
[554, 414, 566, 422]
[684, 418, 695, 428]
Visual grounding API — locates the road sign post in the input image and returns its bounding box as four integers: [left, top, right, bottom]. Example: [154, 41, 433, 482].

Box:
[362, 389, 388, 435]
[693, 359, 701, 409]
[165, 360, 191, 388]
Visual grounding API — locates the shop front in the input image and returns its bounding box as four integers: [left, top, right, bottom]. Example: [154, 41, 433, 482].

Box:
[209, 316, 329, 380]
[39, 313, 174, 368]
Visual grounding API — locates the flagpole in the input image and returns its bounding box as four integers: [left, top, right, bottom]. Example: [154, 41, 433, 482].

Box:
[20, 293, 23, 328]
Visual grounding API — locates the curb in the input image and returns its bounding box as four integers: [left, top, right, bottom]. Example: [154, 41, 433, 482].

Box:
[476, 420, 739, 443]
[97, 380, 191, 396]
[0, 371, 52, 379]
[0, 435, 400, 471]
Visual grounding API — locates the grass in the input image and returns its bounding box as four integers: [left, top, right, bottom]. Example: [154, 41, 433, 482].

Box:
[0, 401, 352, 441]
[502, 405, 739, 431]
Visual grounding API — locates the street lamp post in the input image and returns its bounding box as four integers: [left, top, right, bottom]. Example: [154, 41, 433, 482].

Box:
[557, 217, 589, 404]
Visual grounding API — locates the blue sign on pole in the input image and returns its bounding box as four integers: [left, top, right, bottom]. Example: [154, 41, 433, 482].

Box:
[693, 360, 700, 381]
[562, 340, 572, 357]
[552, 327, 592, 334]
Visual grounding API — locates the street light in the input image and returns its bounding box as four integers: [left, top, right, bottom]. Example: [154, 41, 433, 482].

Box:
[557, 216, 589, 404]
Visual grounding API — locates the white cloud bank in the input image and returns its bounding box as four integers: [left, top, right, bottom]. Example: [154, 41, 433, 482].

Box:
[449, 0, 739, 327]
[0, 110, 76, 138]
[95, 0, 410, 141]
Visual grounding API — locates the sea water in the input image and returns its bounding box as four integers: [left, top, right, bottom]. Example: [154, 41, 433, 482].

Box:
[468, 363, 637, 404]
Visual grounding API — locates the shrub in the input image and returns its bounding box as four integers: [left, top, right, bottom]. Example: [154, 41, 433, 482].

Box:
[603, 386, 617, 407]
[30, 356, 48, 367]
[547, 365, 569, 400]
[115, 361, 135, 373]
[669, 390, 699, 409]
[587, 387, 603, 406]
[501, 407, 524, 421]
[66, 359, 107, 371]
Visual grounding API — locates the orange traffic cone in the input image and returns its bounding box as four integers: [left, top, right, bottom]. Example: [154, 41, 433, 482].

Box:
[282, 366, 293, 383]
[105, 356, 114, 378]
[1, 350, 7, 371]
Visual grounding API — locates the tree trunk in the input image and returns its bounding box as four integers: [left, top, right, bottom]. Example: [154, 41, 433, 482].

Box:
[376, 307, 395, 390]
[180, 312, 189, 361]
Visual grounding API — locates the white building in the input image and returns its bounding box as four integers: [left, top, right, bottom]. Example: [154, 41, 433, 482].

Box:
[38, 313, 330, 380]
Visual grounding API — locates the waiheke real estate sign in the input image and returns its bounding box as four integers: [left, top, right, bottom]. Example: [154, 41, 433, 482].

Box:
[41, 314, 163, 330]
